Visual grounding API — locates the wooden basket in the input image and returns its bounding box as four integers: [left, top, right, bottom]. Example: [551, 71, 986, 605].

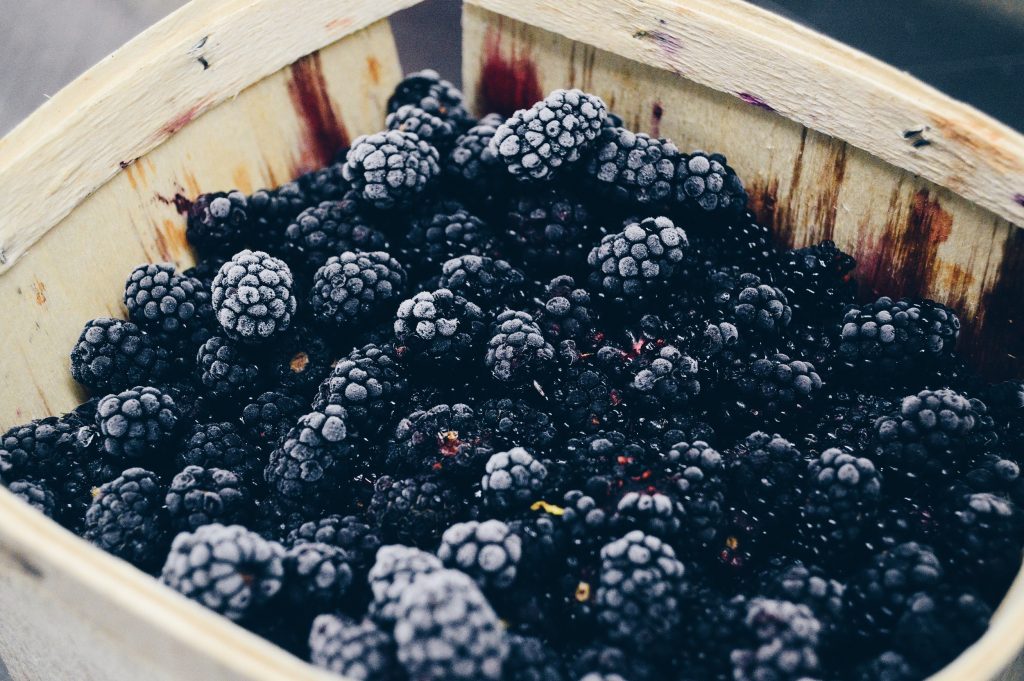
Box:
[0, 0, 1022, 678]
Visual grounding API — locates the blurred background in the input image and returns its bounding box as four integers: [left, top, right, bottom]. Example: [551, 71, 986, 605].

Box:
[1, 0, 1022, 136]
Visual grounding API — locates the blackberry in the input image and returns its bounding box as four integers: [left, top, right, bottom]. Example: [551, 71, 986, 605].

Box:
[625, 343, 701, 411]
[439, 255, 526, 308]
[560, 488, 613, 555]
[264, 406, 355, 513]
[283, 200, 388, 275]
[401, 201, 495, 276]
[571, 644, 653, 680]
[802, 388, 894, 457]
[309, 615, 400, 681]
[595, 531, 688, 651]
[664, 440, 727, 549]
[852, 651, 920, 681]
[211, 249, 296, 343]
[504, 633, 566, 681]
[504, 189, 593, 274]
[386, 104, 460, 152]
[95, 385, 180, 460]
[942, 492, 1024, 594]
[386, 403, 490, 481]
[563, 429, 655, 488]
[280, 541, 353, 611]
[183, 258, 223, 289]
[240, 391, 305, 452]
[368, 544, 444, 626]
[70, 318, 170, 393]
[672, 151, 748, 217]
[691, 210, 774, 272]
[160, 523, 285, 621]
[342, 130, 441, 210]
[445, 119, 503, 195]
[313, 343, 408, 432]
[369, 475, 463, 547]
[610, 491, 681, 541]
[196, 336, 260, 397]
[0, 415, 83, 484]
[123, 263, 213, 346]
[393, 289, 487, 362]
[296, 161, 350, 205]
[393, 569, 508, 681]
[729, 353, 823, 425]
[845, 541, 944, 640]
[584, 126, 680, 211]
[481, 448, 550, 514]
[7, 479, 57, 517]
[872, 388, 988, 486]
[485, 310, 556, 384]
[310, 251, 407, 328]
[730, 598, 821, 681]
[387, 69, 470, 123]
[713, 271, 792, 339]
[801, 448, 881, 557]
[84, 467, 168, 569]
[757, 560, 845, 636]
[478, 398, 559, 454]
[780, 322, 838, 378]
[247, 182, 312, 254]
[770, 240, 856, 320]
[725, 432, 807, 528]
[260, 326, 333, 395]
[165, 465, 250, 531]
[438, 519, 522, 591]
[179, 420, 260, 480]
[491, 89, 607, 182]
[587, 216, 690, 303]
[186, 191, 249, 255]
[894, 588, 991, 674]
[287, 514, 382, 579]
[535, 275, 598, 345]
[837, 296, 961, 382]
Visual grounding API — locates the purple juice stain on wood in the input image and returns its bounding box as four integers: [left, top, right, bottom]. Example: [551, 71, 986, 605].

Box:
[1013, 193, 1024, 207]
[477, 28, 542, 118]
[287, 53, 349, 174]
[633, 30, 683, 57]
[156, 192, 193, 215]
[650, 102, 663, 138]
[975, 227, 1024, 380]
[737, 93, 774, 112]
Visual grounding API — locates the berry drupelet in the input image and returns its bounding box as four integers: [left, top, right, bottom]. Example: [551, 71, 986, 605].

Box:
[437, 519, 522, 592]
[94, 385, 180, 460]
[485, 310, 556, 384]
[160, 523, 285, 621]
[492, 89, 607, 182]
[342, 130, 441, 210]
[84, 467, 168, 569]
[310, 251, 407, 329]
[165, 465, 250, 531]
[211, 249, 296, 343]
[70, 318, 170, 394]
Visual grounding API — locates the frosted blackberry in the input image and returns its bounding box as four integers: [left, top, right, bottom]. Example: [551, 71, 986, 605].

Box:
[584, 126, 680, 210]
[313, 343, 408, 432]
[368, 544, 444, 626]
[725, 432, 806, 530]
[504, 634, 566, 681]
[853, 652, 919, 681]
[837, 296, 961, 382]
[196, 336, 260, 397]
[1, 415, 85, 485]
[342, 130, 441, 210]
[180, 420, 259, 480]
[845, 542, 944, 640]
[491, 88, 607, 181]
[393, 288, 486, 362]
[672, 151, 748, 217]
[124, 263, 213, 345]
[439, 255, 526, 308]
[438, 519, 522, 591]
[287, 514, 382, 578]
[280, 541, 353, 611]
[248, 181, 313, 253]
[283, 200, 388, 275]
[393, 569, 508, 681]
[481, 448, 549, 513]
[610, 492, 682, 541]
[7, 479, 57, 517]
[211, 249, 296, 343]
[386, 403, 489, 480]
[95, 385, 180, 460]
[665, 440, 727, 549]
[264, 405, 355, 512]
[758, 560, 844, 635]
[478, 398, 558, 454]
[872, 388, 988, 486]
[165, 465, 250, 531]
[894, 588, 992, 675]
[504, 189, 592, 273]
[942, 492, 1024, 593]
[310, 251, 407, 328]
[387, 69, 470, 123]
[401, 201, 495, 276]
[730, 598, 821, 681]
[770, 240, 856, 319]
[714, 271, 792, 338]
[485, 310, 556, 383]
[160, 523, 285, 621]
[369, 475, 463, 547]
[239, 391, 305, 452]
[261, 326, 333, 394]
[387, 104, 460, 152]
[309, 615, 400, 681]
[587, 216, 689, 302]
[70, 318, 170, 393]
[445, 119, 502, 194]
[730, 353, 823, 425]
[84, 467, 168, 568]
[296, 161, 350, 205]
[186, 191, 249, 255]
[535, 276, 598, 346]
[802, 448, 881, 553]
[627, 343, 701, 410]
[595, 530, 688, 651]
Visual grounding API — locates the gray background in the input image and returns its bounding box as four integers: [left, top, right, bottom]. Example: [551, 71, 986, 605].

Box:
[0, 0, 1022, 136]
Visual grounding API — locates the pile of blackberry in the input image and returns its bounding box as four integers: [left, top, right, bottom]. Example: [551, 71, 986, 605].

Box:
[2, 71, 1021, 681]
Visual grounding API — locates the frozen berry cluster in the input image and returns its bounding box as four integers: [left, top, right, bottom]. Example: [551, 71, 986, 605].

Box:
[2, 70, 1022, 681]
